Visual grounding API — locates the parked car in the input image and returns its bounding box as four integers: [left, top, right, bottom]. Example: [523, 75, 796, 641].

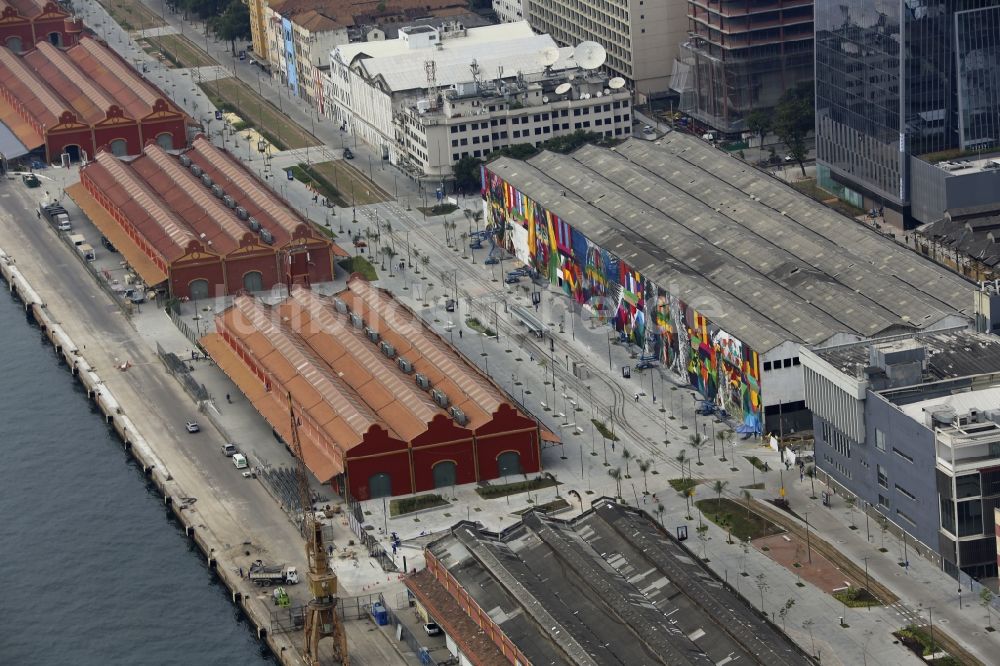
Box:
[185, 421, 200, 433]
[221, 443, 238, 457]
[484, 256, 499, 265]
[232, 453, 248, 469]
[22, 173, 40, 188]
[101, 235, 118, 252]
[423, 622, 442, 636]
[342, 147, 354, 159]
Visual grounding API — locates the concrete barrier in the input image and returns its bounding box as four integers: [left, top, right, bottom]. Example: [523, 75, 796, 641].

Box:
[0, 244, 299, 665]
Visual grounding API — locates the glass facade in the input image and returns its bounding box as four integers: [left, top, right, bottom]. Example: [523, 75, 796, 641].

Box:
[816, 0, 1000, 208]
[956, 6, 1000, 149]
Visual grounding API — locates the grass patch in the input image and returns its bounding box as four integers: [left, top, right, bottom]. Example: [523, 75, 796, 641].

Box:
[894, 625, 963, 665]
[668, 477, 697, 493]
[145, 33, 217, 68]
[465, 317, 496, 337]
[695, 498, 783, 541]
[740, 482, 765, 490]
[744, 456, 767, 472]
[199, 78, 317, 150]
[390, 493, 447, 517]
[514, 498, 570, 515]
[418, 203, 459, 216]
[297, 162, 350, 207]
[591, 419, 619, 442]
[476, 476, 558, 499]
[338, 256, 378, 281]
[95, 0, 165, 30]
[832, 586, 881, 608]
[315, 160, 389, 205]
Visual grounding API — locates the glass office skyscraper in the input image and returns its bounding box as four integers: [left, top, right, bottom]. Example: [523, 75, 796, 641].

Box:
[815, 0, 1000, 225]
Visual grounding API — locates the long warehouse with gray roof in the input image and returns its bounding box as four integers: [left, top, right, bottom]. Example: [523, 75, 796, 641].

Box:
[406, 500, 813, 665]
[482, 131, 976, 431]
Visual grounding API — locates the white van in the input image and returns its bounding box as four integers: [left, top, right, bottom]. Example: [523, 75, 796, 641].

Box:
[232, 453, 248, 469]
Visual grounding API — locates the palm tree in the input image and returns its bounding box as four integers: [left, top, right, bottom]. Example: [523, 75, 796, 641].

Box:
[688, 433, 707, 465]
[717, 430, 730, 461]
[682, 485, 696, 519]
[622, 447, 632, 478]
[412, 247, 421, 273]
[384, 221, 396, 253]
[712, 479, 728, 513]
[742, 488, 753, 518]
[638, 458, 652, 494]
[676, 450, 688, 478]
[420, 255, 430, 274]
[380, 245, 391, 271]
[608, 467, 622, 499]
[460, 231, 469, 258]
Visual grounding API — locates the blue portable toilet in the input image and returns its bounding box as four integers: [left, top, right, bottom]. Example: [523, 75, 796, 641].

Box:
[371, 602, 389, 626]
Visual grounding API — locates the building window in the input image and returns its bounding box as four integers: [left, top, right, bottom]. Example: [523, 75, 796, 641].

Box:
[895, 483, 916, 501]
[877, 464, 888, 489]
[878, 494, 890, 508]
[875, 428, 886, 452]
[793, 357, 801, 366]
[892, 447, 913, 463]
[783, 358, 792, 368]
[896, 509, 916, 526]
[763, 361, 772, 371]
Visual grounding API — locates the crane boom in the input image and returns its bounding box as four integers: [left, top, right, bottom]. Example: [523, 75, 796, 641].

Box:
[288, 392, 349, 666]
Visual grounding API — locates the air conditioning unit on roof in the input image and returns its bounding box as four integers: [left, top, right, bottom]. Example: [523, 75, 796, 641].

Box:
[380, 341, 395, 358]
[397, 357, 413, 373]
[212, 184, 224, 198]
[223, 195, 236, 208]
[259, 229, 274, 244]
[179, 154, 192, 167]
[235, 206, 248, 220]
[365, 326, 379, 343]
[431, 388, 449, 408]
[415, 373, 431, 390]
[190, 164, 203, 177]
[201, 173, 213, 187]
[248, 217, 261, 232]
[450, 406, 467, 425]
[334, 298, 348, 314]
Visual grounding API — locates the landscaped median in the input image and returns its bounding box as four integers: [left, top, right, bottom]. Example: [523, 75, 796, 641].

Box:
[476, 475, 559, 499]
[695, 497, 783, 542]
[389, 493, 448, 517]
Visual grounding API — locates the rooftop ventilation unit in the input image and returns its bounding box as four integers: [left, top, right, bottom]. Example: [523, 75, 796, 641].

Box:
[334, 298, 348, 314]
[350, 313, 363, 329]
[365, 327, 379, 343]
[235, 206, 248, 220]
[380, 341, 395, 358]
[397, 357, 413, 373]
[190, 164, 203, 177]
[179, 155, 192, 167]
[248, 217, 261, 232]
[201, 173, 213, 187]
[415, 373, 431, 390]
[223, 195, 236, 208]
[211, 184, 224, 198]
[431, 388, 450, 408]
[450, 406, 467, 425]
[259, 229, 274, 244]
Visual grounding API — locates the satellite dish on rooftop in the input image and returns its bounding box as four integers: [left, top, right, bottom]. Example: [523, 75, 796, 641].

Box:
[555, 82, 572, 95]
[608, 76, 626, 90]
[573, 41, 607, 70]
[540, 46, 561, 66]
[595, 91, 603, 98]
[542, 96, 549, 103]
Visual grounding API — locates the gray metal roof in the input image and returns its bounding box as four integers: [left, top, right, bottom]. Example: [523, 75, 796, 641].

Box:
[487, 134, 973, 353]
[427, 501, 812, 666]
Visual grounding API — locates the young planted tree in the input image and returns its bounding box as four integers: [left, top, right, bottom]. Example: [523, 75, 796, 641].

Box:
[683, 486, 696, 520]
[755, 573, 769, 614]
[622, 447, 633, 478]
[778, 599, 796, 631]
[638, 458, 652, 494]
[687, 433, 707, 465]
[608, 467, 622, 499]
[712, 479, 729, 513]
[982, 588, 995, 631]
[676, 450, 688, 478]
[742, 488, 753, 518]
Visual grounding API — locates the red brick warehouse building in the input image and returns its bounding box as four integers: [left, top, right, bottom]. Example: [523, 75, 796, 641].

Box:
[0, 0, 83, 53]
[70, 136, 345, 298]
[0, 36, 187, 161]
[203, 278, 547, 499]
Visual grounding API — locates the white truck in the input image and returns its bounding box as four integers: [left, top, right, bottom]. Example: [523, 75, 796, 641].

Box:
[248, 561, 298, 586]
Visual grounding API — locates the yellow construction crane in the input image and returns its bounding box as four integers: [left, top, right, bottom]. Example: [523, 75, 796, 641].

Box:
[288, 392, 349, 665]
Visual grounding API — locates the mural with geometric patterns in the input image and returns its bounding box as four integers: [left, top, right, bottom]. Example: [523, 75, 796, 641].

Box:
[483, 166, 763, 431]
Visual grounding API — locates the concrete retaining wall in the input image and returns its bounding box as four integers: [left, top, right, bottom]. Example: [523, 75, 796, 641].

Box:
[0, 245, 298, 664]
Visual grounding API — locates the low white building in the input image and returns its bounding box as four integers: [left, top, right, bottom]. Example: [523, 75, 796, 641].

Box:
[492, 0, 525, 23]
[323, 21, 633, 180]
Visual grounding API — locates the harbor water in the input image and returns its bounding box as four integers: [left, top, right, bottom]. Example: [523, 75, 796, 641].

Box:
[0, 291, 274, 665]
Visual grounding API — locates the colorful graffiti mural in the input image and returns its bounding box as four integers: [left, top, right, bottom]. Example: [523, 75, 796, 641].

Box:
[483, 165, 763, 430]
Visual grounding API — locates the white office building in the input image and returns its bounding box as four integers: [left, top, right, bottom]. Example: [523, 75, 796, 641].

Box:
[493, 0, 526, 23]
[323, 21, 633, 180]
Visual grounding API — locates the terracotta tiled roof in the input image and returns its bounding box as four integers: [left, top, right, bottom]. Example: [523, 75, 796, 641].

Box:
[0, 45, 65, 128]
[84, 151, 199, 262]
[67, 37, 171, 121]
[290, 9, 342, 32]
[342, 278, 505, 429]
[25, 41, 115, 125]
[187, 136, 306, 246]
[132, 142, 253, 255]
[404, 569, 510, 666]
[268, 0, 465, 30]
[0, 0, 57, 18]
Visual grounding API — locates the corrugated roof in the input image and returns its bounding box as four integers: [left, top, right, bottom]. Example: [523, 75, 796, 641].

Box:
[0, 0, 53, 17]
[25, 41, 116, 125]
[0, 45, 65, 128]
[342, 278, 505, 427]
[486, 135, 973, 352]
[68, 37, 165, 121]
[85, 151, 199, 261]
[0, 93, 43, 149]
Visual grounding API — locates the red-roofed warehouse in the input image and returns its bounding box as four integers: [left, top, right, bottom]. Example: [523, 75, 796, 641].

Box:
[0, 36, 187, 161]
[201, 278, 544, 499]
[71, 135, 346, 299]
[0, 0, 82, 54]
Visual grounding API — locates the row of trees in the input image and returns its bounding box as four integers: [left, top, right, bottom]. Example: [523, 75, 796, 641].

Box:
[168, 0, 250, 55]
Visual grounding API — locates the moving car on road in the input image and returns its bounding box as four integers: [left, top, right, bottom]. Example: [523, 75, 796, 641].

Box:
[185, 421, 200, 433]
[221, 443, 237, 457]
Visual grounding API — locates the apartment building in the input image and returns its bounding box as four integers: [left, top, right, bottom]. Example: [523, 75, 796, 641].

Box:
[324, 21, 633, 180]
[493, 0, 526, 23]
[524, 0, 687, 97]
[674, 0, 814, 134]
